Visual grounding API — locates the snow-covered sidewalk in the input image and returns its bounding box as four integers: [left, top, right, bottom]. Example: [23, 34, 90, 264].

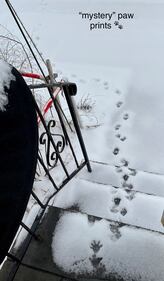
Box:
[37, 63, 163, 281]
[8, 62, 164, 281]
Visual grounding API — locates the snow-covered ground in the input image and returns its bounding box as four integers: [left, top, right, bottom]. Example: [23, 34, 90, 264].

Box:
[1, 0, 164, 280]
[2, 0, 164, 173]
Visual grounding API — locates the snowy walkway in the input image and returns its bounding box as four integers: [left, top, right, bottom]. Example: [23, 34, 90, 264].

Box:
[50, 65, 164, 280]
[1, 1, 164, 280]
[2, 65, 164, 281]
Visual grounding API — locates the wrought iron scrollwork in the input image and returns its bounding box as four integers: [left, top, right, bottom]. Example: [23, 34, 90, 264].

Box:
[39, 120, 65, 169]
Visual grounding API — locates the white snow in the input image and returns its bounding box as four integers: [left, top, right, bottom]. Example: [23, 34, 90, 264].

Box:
[0, 60, 14, 111]
[1, 0, 164, 279]
[52, 210, 164, 281]
[53, 177, 164, 233]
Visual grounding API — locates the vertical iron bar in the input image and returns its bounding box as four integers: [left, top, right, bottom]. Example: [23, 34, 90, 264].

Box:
[31, 191, 45, 208]
[63, 85, 92, 172]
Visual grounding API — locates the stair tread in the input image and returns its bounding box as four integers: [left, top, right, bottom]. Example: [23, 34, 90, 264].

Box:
[53, 177, 164, 233]
[78, 161, 164, 198]
[5, 206, 164, 281]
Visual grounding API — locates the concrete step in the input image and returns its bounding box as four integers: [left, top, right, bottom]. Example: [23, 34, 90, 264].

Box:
[53, 176, 164, 233]
[2, 206, 164, 281]
[78, 160, 164, 197]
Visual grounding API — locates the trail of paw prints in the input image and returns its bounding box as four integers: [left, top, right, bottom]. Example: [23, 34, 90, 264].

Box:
[89, 240, 106, 275]
[111, 90, 137, 217]
[115, 88, 124, 109]
[113, 89, 128, 160]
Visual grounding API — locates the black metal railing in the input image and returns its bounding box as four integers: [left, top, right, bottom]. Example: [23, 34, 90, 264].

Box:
[2, 80, 91, 281]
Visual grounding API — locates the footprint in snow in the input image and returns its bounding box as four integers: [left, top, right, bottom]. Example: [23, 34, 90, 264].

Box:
[115, 89, 121, 95]
[122, 182, 133, 190]
[128, 168, 137, 176]
[126, 190, 135, 201]
[116, 133, 121, 139]
[116, 167, 123, 173]
[123, 113, 129, 120]
[115, 134, 127, 142]
[123, 174, 129, 181]
[89, 255, 103, 268]
[90, 240, 103, 253]
[120, 136, 127, 142]
[116, 101, 123, 108]
[110, 205, 119, 213]
[114, 197, 121, 206]
[121, 159, 129, 167]
[120, 208, 127, 216]
[113, 147, 120, 155]
[104, 86, 109, 90]
[110, 223, 122, 240]
[115, 124, 121, 131]
[111, 196, 121, 213]
[88, 215, 102, 224]
[89, 240, 105, 273]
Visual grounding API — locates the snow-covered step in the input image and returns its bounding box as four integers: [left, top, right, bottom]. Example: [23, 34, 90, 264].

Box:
[6, 206, 164, 281]
[52, 207, 164, 281]
[53, 177, 164, 233]
[78, 161, 164, 197]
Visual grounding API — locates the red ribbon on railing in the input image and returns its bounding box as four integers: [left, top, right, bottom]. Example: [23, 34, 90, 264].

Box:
[21, 72, 44, 80]
[20, 71, 64, 124]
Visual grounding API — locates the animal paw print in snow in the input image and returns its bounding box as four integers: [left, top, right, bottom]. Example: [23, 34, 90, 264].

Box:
[113, 147, 119, 155]
[123, 174, 129, 181]
[114, 197, 121, 206]
[122, 182, 133, 189]
[116, 101, 123, 108]
[110, 223, 122, 240]
[128, 168, 137, 176]
[89, 240, 104, 271]
[116, 133, 121, 139]
[104, 81, 108, 86]
[116, 166, 123, 173]
[120, 208, 127, 216]
[120, 136, 126, 142]
[90, 240, 103, 254]
[89, 254, 103, 268]
[115, 124, 121, 131]
[115, 89, 121, 95]
[123, 113, 129, 120]
[126, 190, 135, 201]
[121, 159, 129, 167]
[116, 134, 126, 142]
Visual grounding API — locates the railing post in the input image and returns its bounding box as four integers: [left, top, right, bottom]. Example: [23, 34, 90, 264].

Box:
[63, 85, 92, 173]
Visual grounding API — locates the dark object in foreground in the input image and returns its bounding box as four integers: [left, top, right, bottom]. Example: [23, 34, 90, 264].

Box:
[0, 65, 38, 264]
